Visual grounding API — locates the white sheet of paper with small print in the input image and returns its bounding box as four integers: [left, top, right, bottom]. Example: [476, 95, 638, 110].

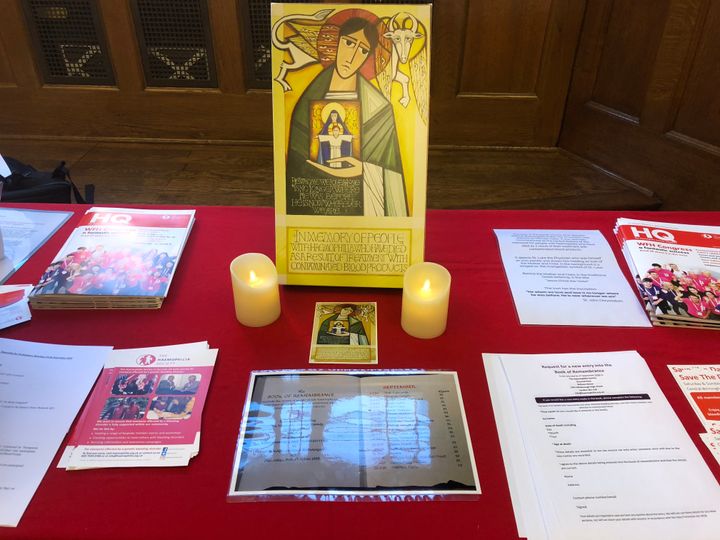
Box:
[495, 229, 651, 327]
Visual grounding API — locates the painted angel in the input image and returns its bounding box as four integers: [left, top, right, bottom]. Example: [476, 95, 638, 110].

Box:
[273, 8, 428, 218]
[273, 9, 428, 118]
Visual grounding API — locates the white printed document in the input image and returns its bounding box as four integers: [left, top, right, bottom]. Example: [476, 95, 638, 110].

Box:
[494, 229, 650, 326]
[0, 338, 112, 527]
[484, 351, 720, 540]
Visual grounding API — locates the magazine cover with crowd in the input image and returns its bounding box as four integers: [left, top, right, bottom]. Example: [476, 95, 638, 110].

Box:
[615, 218, 720, 327]
[30, 207, 195, 308]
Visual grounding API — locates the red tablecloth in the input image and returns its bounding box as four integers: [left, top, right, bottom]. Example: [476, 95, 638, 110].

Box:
[1, 205, 719, 540]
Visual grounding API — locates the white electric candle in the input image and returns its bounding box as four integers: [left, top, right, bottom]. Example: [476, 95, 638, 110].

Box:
[230, 253, 281, 327]
[401, 262, 451, 339]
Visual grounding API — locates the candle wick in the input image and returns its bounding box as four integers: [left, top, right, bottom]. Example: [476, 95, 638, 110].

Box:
[421, 279, 431, 294]
[249, 270, 259, 284]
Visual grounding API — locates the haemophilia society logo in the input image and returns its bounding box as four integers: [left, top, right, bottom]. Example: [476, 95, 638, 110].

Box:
[137, 354, 157, 366]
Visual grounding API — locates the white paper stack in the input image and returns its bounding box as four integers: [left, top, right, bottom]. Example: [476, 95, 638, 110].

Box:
[484, 351, 720, 540]
[614, 218, 720, 329]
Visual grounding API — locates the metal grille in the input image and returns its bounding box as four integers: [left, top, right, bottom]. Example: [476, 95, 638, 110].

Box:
[242, 0, 428, 89]
[132, 0, 217, 87]
[23, 0, 114, 85]
[243, 0, 310, 88]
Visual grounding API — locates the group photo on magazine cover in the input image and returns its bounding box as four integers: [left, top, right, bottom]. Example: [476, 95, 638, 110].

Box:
[636, 262, 720, 321]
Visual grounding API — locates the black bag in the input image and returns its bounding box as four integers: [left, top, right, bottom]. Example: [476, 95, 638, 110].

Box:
[1, 157, 94, 204]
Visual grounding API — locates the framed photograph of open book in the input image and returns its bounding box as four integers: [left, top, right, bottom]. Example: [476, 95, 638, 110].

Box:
[227, 370, 480, 500]
[271, 3, 431, 287]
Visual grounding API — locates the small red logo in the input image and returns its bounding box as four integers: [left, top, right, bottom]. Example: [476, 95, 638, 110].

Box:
[137, 354, 157, 366]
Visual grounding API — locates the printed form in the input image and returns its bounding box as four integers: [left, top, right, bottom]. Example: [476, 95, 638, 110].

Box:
[484, 351, 720, 540]
[0, 339, 111, 527]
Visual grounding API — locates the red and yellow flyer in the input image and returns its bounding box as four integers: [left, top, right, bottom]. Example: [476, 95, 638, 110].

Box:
[669, 365, 720, 429]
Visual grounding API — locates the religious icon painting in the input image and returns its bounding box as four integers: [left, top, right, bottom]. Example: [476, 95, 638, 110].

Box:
[308, 100, 362, 171]
[272, 4, 431, 287]
[309, 302, 378, 364]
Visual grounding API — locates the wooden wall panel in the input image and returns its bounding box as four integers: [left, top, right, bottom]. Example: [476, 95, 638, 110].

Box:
[591, 0, 670, 119]
[97, 0, 144, 92]
[560, 0, 720, 210]
[208, 0, 246, 93]
[0, 32, 16, 85]
[0, 0, 585, 147]
[640, 0, 705, 132]
[0, 0, 40, 88]
[672, 1, 720, 149]
[433, 0, 585, 146]
[460, 0, 550, 95]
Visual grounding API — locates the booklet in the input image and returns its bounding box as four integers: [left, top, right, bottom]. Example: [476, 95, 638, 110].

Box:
[60, 342, 217, 470]
[615, 218, 720, 328]
[0, 207, 72, 284]
[309, 302, 378, 364]
[484, 351, 720, 540]
[29, 207, 195, 309]
[0, 338, 112, 528]
[494, 229, 650, 327]
[271, 4, 431, 288]
[228, 370, 479, 499]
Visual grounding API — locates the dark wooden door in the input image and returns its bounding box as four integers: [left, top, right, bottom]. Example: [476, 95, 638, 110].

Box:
[560, 0, 720, 209]
[432, 0, 584, 146]
[0, 0, 584, 147]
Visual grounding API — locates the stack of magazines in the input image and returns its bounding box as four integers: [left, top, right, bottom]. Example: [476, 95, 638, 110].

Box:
[30, 207, 195, 309]
[614, 218, 720, 328]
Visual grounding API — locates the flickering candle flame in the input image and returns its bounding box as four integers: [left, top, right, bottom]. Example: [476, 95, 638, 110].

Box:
[402, 262, 451, 339]
[231, 253, 281, 327]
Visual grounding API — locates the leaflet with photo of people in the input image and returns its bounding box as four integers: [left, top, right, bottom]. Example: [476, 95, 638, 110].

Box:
[59, 342, 217, 470]
[615, 218, 720, 329]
